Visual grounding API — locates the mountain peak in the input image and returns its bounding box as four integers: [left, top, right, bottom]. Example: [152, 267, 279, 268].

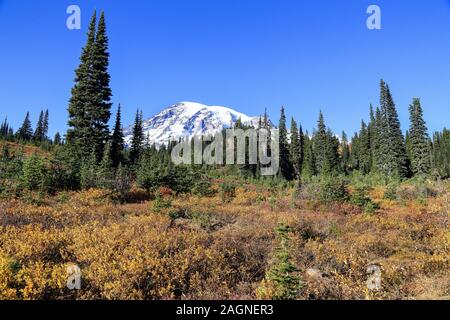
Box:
[124, 102, 264, 147]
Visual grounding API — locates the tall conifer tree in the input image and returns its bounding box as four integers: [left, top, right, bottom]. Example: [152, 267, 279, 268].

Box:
[408, 98, 431, 175]
[111, 104, 125, 167]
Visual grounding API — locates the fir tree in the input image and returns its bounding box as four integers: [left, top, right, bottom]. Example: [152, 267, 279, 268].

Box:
[340, 131, 351, 174]
[53, 132, 62, 145]
[313, 112, 339, 175]
[302, 134, 316, 178]
[278, 107, 294, 180]
[33, 110, 43, 141]
[17, 112, 33, 141]
[378, 80, 408, 178]
[289, 118, 301, 178]
[129, 109, 144, 165]
[98, 141, 114, 189]
[431, 128, 450, 178]
[67, 12, 98, 153]
[43, 110, 49, 140]
[358, 121, 371, 175]
[90, 11, 112, 157]
[0, 118, 9, 139]
[111, 104, 125, 167]
[67, 11, 112, 160]
[408, 98, 431, 175]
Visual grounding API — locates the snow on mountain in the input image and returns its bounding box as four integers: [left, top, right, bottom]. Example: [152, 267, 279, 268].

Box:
[124, 102, 267, 147]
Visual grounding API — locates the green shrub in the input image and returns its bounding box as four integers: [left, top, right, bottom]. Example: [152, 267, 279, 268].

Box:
[152, 195, 172, 213]
[219, 181, 236, 203]
[192, 179, 216, 197]
[384, 184, 398, 200]
[264, 223, 302, 300]
[318, 176, 349, 204]
[22, 153, 49, 192]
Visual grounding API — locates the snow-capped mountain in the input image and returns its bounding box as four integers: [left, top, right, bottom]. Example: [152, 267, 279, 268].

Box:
[124, 102, 268, 147]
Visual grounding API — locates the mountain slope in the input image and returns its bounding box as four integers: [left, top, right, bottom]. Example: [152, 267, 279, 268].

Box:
[124, 102, 265, 147]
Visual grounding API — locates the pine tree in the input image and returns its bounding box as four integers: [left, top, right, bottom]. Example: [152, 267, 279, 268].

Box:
[17, 112, 33, 141]
[289, 118, 301, 179]
[408, 98, 431, 175]
[129, 109, 144, 165]
[111, 104, 124, 167]
[278, 107, 294, 180]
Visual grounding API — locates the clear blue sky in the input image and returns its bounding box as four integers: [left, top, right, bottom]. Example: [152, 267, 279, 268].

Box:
[0, 0, 449, 138]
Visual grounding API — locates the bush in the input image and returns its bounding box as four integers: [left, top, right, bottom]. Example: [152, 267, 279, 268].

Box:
[219, 181, 236, 203]
[384, 184, 398, 200]
[318, 177, 349, 204]
[192, 179, 216, 197]
[350, 184, 379, 213]
[22, 153, 49, 192]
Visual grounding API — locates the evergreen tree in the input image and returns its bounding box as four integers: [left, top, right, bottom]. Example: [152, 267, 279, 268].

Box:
[22, 152, 47, 191]
[67, 11, 112, 160]
[53, 132, 62, 145]
[313, 112, 339, 175]
[67, 12, 98, 153]
[111, 104, 124, 167]
[340, 131, 351, 174]
[358, 121, 371, 174]
[378, 80, 408, 178]
[278, 107, 294, 180]
[289, 118, 301, 178]
[43, 109, 49, 140]
[431, 128, 450, 178]
[408, 98, 431, 175]
[16, 112, 33, 141]
[129, 109, 144, 165]
[302, 133, 316, 178]
[98, 141, 114, 189]
[90, 11, 112, 157]
[80, 147, 98, 189]
[298, 125, 305, 178]
[33, 111, 44, 141]
[369, 106, 380, 172]
[0, 118, 9, 139]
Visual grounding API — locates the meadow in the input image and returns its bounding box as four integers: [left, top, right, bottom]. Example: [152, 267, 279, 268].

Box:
[0, 178, 448, 300]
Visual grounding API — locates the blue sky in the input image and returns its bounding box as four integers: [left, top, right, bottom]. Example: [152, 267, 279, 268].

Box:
[0, 0, 449, 138]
